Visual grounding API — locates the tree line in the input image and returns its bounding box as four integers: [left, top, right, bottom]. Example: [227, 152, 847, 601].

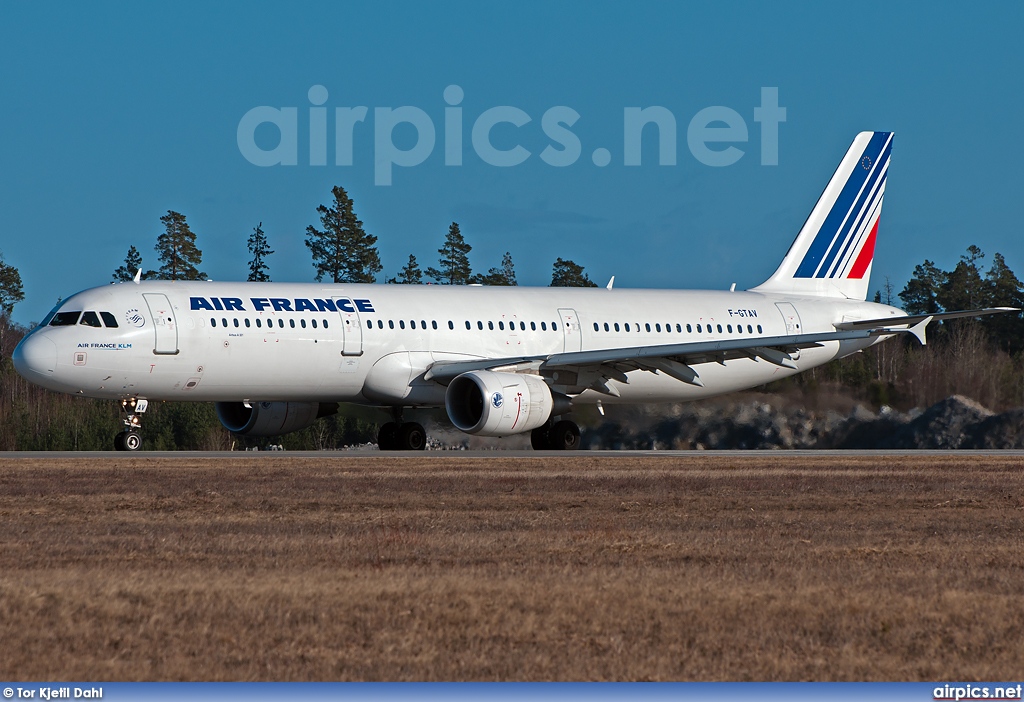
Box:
[109, 185, 600, 289]
[0, 186, 1022, 450]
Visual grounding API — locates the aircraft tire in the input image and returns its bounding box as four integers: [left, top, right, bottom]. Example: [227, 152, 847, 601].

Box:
[530, 425, 551, 450]
[123, 432, 142, 451]
[398, 422, 427, 451]
[113, 433, 126, 451]
[377, 422, 399, 451]
[549, 420, 581, 451]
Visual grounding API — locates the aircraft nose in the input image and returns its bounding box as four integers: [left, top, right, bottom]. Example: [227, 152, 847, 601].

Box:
[12, 333, 57, 377]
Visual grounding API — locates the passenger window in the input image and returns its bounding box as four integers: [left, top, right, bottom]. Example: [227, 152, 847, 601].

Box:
[757, 324, 763, 334]
[378, 320, 383, 329]
[211, 318, 217, 327]
[447, 321, 453, 330]
[488, 321, 494, 330]
[541, 322, 547, 331]
[498, 321, 504, 331]
[530, 322, 536, 331]
[727, 324, 732, 333]
[686, 324, 692, 333]
[553, 321, 558, 331]
[656, 323, 662, 332]
[676, 324, 682, 333]
[301, 319, 307, 329]
[100, 312, 119, 328]
[311, 319, 317, 329]
[366, 320, 372, 329]
[519, 322, 525, 331]
[279, 319, 284, 328]
[433, 321, 439, 330]
[234, 319, 240, 328]
[389, 320, 394, 329]
[422, 320, 428, 329]
[399, 320, 405, 329]
[245, 318, 251, 328]
[612, 323, 619, 332]
[717, 324, 723, 333]
[696, 324, 702, 333]
[323, 320, 328, 329]
[596, 323, 602, 332]
[645, 323, 651, 332]
[624, 323, 630, 332]
[747, 324, 753, 333]
[256, 319, 262, 328]
[465, 321, 471, 330]
[289, 319, 295, 328]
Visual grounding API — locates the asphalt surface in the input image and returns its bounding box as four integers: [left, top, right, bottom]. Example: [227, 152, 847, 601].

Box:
[3, 449, 1024, 459]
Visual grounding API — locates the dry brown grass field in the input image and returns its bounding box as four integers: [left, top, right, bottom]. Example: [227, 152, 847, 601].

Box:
[0, 453, 1022, 681]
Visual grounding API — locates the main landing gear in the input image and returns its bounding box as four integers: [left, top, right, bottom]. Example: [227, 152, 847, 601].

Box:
[531, 418, 581, 451]
[377, 407, 427, 451]
[113, 398, 148, 451]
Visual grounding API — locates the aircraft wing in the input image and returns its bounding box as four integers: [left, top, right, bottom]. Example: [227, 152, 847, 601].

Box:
[423, 308, 1018, 394]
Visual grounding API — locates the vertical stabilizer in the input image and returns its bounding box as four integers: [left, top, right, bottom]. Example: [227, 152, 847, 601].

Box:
[751, 131, 893, 300]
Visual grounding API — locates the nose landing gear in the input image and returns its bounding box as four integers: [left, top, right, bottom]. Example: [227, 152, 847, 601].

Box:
[114, 398, 148, 451]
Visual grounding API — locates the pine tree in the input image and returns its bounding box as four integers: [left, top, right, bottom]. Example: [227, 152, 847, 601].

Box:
[247, 222, 274, 282]
[982, 252, 1024, 354]
[472, 251, 518, 285]
[153, 210, 206, 281]
[305, 186, 381, 283]
[937, 246, 986, 312]
[387, 254, 424, 284]
[0, 252, 24, 315]
[112, 245, 143, 283]
[425, 222, 473, 285]
[550, 258, 597, 287]
[898, 259, 946, 314]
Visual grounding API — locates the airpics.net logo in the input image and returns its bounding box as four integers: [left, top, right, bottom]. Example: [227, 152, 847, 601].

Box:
[237, 86, 786, 186]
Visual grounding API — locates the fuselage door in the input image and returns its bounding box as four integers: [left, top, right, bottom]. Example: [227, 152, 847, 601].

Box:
[775, 302, 803, 335]
[333, 297, 363, 357]
[143, 293, 179, 355]
[558, 308, 582, 353]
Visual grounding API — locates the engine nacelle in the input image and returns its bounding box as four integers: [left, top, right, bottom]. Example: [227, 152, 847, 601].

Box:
[445, 370, 567, 436]
[215, 401, 338, 437]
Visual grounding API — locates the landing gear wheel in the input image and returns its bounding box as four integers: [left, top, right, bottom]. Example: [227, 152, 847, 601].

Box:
[548, 420, 581, 451]
[377, 422, 399, 451]
[113, 433, 126, 451]
[123, 432, 142, 451]
[531, 425, 551, 450]
[398, 422, 427, 451]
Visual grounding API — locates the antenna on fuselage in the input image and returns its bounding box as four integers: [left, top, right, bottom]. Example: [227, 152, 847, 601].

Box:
[606, 276, 615, 290]
[133, 269, 142, 284]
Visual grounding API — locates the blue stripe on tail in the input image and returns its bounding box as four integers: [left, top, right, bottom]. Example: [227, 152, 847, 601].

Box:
[794, 132, 890, 278]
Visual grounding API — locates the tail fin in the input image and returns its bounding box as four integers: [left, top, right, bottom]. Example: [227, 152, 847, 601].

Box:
[751, 131, 893, 300]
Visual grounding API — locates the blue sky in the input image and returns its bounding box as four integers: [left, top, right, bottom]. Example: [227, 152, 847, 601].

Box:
[2, 1, 1022, 325]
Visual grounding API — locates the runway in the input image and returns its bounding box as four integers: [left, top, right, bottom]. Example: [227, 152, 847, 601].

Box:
[5, 448, 1024, 459]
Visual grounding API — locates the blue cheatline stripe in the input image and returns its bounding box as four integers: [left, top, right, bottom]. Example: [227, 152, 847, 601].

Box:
[794, 131, 891, 278]
[825, 166, 888, 279]
[819, 135, 892, 278]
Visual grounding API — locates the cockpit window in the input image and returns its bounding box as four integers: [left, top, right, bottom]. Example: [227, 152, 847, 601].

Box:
[50, 311, 82, 326]
[100, 312, 118, 328]
[80, 311, 102, 328]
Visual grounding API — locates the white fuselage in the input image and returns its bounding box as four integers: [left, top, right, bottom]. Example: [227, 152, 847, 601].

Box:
[15, 281, 902, 407]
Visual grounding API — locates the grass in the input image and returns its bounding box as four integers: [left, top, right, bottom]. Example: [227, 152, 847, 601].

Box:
[1, 453, 1022, 680]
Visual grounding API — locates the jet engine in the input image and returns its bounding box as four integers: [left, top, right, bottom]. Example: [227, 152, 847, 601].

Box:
[445, 370, 569, 436]
[215, 401, 338, 437]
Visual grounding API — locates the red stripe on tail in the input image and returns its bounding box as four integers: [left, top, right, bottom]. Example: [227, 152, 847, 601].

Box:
[848, 218, 879, 279]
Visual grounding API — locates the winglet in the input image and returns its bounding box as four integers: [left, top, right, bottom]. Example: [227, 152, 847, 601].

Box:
[907, 316, 932, 345]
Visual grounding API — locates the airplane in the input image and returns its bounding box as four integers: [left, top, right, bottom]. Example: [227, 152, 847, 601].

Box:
[12, 131, 1014, 451]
